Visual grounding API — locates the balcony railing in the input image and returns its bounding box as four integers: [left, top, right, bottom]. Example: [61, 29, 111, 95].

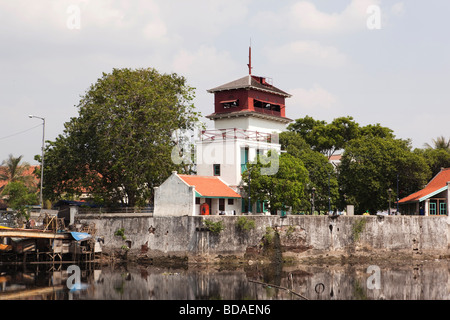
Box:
[253, 106, 281, 117]
[200, 128, 273, 143]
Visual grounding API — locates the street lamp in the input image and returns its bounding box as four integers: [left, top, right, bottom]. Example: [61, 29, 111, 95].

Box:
[388, 188, 392, 215]
[311, 187, 316, 215]
[29, 115, 45, 210]
[247, 165, 252, 214]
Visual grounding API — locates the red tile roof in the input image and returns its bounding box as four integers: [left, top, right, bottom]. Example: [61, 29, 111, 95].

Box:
[178, 174, 241, 198]
[399, 167, 450, 203]
[0, 165, 39, 189]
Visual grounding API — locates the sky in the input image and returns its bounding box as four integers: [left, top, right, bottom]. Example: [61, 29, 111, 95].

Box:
[1, 0, 449, 165]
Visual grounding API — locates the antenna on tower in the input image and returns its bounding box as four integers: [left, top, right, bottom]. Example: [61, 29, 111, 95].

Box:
[247, 38, 252, 75]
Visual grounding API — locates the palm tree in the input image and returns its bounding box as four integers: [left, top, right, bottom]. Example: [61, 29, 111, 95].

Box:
[424, 136, 450, 151]
[0, 154, 34, 187]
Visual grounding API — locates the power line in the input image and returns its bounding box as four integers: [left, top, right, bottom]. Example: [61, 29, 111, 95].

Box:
[0, 124, 42, 141]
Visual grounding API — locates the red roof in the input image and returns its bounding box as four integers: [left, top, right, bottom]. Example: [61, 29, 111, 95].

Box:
[399, 167, 450, 203]
[0, 165, 39, 189]
[178, 174, 241, 198]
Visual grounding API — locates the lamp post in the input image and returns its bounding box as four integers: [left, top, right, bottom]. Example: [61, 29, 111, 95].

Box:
[29, 115, 45, 210]
[311, 187, 316, 215]
[388, 188, 392, 215]
[247, 165, 252, 214]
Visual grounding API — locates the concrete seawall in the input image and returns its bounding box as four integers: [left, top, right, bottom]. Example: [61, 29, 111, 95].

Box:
[76, 214, 450, 263]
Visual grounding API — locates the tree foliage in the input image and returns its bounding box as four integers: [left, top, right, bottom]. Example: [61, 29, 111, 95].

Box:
[43, 68, 201, 207]
[418, 136, 450, 177]
[282, 116, 434, 215]
[287, 115, 394, 159]
[243, 152, 309, 214]
[287, 116, 359, 159]
[338, 136, 430, 214]
[1, 181, 38, 220]
[280, 131, 338, 214]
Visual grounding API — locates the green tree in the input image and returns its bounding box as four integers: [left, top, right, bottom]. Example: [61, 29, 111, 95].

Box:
[416, 147, 450, 178]
[338, 136, 430, 214]
[280, 131, 338, 214]
[243, 152, 309, 214]
[287, 116, 393, 159]
[43, 67, 202, 207]
[1, 181, 38, 220]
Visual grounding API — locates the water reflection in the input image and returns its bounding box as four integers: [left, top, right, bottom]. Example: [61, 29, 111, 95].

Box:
[1, 261, 449, 300]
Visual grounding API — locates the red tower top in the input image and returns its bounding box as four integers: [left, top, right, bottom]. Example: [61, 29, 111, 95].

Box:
[206, 76, 292, 124]
[206, 46, 292, 126]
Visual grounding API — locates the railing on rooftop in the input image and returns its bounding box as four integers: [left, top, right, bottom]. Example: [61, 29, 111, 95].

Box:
[200, 128, 273, 143]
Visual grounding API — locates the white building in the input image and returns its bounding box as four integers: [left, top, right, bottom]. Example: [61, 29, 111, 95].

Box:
[154, 53, 293, 216]
[153, 172, 241, 216]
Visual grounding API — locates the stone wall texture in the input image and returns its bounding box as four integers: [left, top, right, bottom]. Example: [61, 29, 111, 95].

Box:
[75, 214, 450, 261]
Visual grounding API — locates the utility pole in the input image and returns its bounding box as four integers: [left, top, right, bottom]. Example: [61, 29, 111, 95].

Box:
[29, 115, 45, 210]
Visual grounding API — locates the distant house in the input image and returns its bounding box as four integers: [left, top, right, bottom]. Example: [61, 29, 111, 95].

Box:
[154, 171, 241, 216]
[398, 167, 450, 216]
[329, 153, 342, 169]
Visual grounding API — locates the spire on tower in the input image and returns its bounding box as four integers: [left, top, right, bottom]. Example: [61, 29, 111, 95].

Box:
[247, 40, 252, 75]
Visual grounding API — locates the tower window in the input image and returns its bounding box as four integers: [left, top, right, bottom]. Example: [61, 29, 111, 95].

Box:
[253, 99, 281, 113]
[221, 99, 239, 109]
[213, 164, 221, 176]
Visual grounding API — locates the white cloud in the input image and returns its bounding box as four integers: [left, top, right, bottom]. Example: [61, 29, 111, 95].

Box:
[290, 0, 381, 34]
[171, 45, 239, 80]
[289, 84, 338, 111]
[266, 40, 348, 68]
[252, 0, 381, 35]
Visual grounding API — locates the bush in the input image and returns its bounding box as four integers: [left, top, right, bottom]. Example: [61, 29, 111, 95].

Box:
[236, 216, 255, 232]
[114, 228, 127, 240]
[203, 219, 224, 234]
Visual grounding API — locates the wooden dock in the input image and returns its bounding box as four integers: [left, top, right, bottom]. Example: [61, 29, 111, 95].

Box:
[0, 228, 70, 239]
[0, 227, 98, 265]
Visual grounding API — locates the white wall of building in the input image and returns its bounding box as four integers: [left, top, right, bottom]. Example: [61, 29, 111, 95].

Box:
[196, 138, 281, 188]
[154, 172, 195, 216]
[213, 116, 287, 133]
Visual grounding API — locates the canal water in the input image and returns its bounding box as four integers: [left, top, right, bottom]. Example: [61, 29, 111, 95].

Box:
[0, 260, 449, 300]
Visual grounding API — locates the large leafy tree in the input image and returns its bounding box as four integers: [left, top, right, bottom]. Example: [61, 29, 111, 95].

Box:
[338, 136, 430, 214]
[287, 116, 393, 159]
[287, 116, 359, 159]
[43, 68, 201, 207]
[279, 131, 338, 214]
[243, 152, 309, 214]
